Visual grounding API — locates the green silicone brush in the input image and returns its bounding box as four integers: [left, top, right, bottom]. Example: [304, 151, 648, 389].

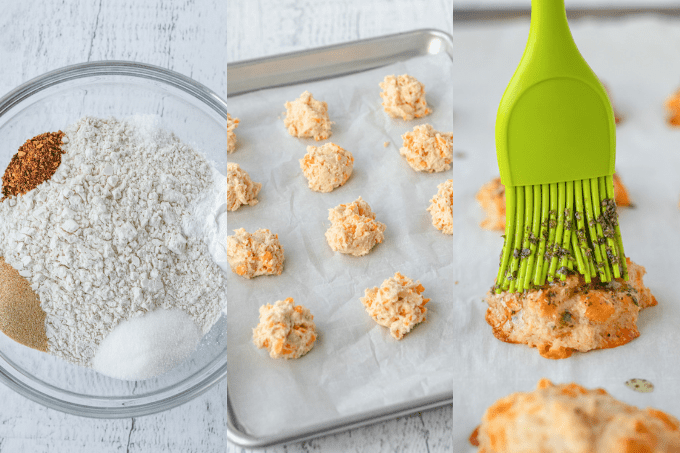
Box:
[494, 0, 628, 294]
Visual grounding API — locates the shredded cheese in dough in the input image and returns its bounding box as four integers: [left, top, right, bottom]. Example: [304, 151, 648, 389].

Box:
[227, 162, 261, 211]
[360, 272, 429, 340]
[227, 113, 239, 154]
[283, 91, 332, 141]
[325, 197, 385, 257]
[299, 142, 353, 193]
[252, 298, 317, 359]
[226, 228, 284, 279]
[400, 124, 453, 173]
[379, 74, 432, 121]
[428, 179, 453, 235]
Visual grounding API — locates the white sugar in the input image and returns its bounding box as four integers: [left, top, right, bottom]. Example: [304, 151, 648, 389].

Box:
[91, 307, 201, 380]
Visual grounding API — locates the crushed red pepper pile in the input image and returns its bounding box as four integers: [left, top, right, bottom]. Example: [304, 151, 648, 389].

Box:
[1, 131, 65, 201]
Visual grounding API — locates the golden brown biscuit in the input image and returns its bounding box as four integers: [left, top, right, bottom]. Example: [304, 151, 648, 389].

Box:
[471, 379, 680, 453]
[477, 174, 632, 231]
[666, 88, 680, 127]
[485, 259, 656, 359]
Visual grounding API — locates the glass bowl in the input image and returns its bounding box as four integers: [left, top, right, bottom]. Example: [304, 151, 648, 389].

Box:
[0, 61, 228, 417]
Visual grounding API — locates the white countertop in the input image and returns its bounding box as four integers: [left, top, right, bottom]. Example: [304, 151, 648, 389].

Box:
[0, 0, 453, 452]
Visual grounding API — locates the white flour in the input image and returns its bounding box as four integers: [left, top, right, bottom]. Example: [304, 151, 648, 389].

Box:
[0, 116, 226, 368]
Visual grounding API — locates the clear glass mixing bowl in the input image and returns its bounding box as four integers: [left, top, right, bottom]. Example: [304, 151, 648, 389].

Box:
[0, 61, 228, 417]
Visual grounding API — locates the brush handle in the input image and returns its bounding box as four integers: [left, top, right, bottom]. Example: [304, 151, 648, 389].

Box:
[526, 0, 583, 77]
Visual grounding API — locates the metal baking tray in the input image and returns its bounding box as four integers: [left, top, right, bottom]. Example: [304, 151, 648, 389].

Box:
[453, 6, 680, 22]
[226, 29, 453, 448]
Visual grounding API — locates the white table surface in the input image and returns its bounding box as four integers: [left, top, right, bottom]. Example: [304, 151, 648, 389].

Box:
[0, 0, 453, 452]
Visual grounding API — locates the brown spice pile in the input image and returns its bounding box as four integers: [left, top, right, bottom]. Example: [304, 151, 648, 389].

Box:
[1, 131, 65, 200]
[0, 257, 47, 352]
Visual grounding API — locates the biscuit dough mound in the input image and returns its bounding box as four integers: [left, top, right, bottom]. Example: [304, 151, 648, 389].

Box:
[379, 74, 432, 120]
[226, 228, 284, 279]
[485, 259, 656, 359]
[477, 174, 632, 231]
[253, 298, 317, 359]
[299, 142, 353, 192]
[360, 272, 429, 340]
[428, 179, 453, 234]
[227, 113, 240, 154]
[325, 197, 386, 256]
[400, 124, 453, 173]
[284, 91, 332, 141]
[472, 379, 680, 453]
[227, 162, 262, 211]
[666, 88, 680, 126]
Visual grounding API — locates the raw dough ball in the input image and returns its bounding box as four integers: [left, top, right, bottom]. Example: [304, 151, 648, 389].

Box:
[227, 228, 284, 279]
[379, 74, 432, 120]
[400, 124, 453, 173]
[325, 197, 386, 256]
[485, 259, 656, 359]
[253, 297, 317, 359]
[299, 142, 353, 193]
[227, 162, 262, 211]
[227, 113, 239, 154]
[428, 179, 453, 234]
[472, 379, 680, 453]
[283, 91, 332, 141]
[360, 272, 429, 340]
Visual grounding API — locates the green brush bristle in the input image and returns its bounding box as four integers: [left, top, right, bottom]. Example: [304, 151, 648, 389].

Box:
[494, 175, 628, 294]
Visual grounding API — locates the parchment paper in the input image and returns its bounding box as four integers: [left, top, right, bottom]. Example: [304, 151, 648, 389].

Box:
[454, 16, 680, 449]
[227, 53, 453, 437]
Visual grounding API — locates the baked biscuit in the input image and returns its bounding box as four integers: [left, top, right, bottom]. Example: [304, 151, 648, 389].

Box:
[399, 124, 453, 173]
[666, 88, 680, 126]
[253, 298, 316, 359]
[325, 197, 386, 256]
[284, 91, 332, 141]
[477, 173, 632, 231]
[485, 259, 656, 359]
[299, 142, 353, 192]
[361, 272, 429, 340]
[226, 228, 284, 279]
[379, 74, 432, 120]
[227, 113, 239, 154]
[471, 379, 680, 453]
[227, 162, 261, 211]
[428, 179, 453, 235]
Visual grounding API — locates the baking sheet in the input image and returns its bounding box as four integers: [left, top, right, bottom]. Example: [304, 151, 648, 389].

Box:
[226, 46, 453, 441]
[454, 15, 680, 450]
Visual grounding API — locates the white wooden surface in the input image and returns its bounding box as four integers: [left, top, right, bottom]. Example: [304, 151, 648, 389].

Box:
[0, 0, 453, 452]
